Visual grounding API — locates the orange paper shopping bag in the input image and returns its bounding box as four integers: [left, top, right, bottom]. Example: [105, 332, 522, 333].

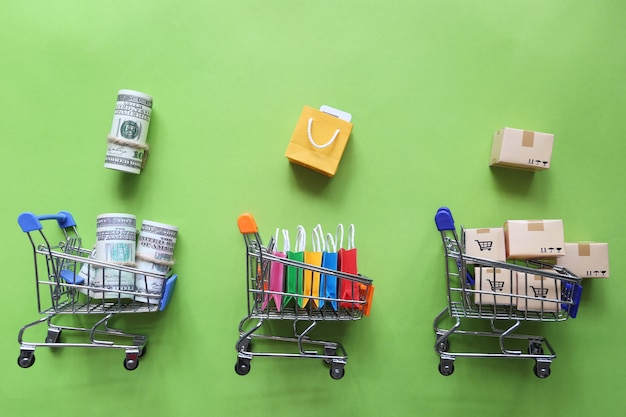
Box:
[284, 105, 353, 177]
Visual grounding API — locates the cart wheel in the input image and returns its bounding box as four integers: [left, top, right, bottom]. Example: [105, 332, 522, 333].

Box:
[438, 360, 454, 376]
[138, 346, 146, 357]
[436, 338, 450, 353]
[17, 351, 35, 369]
[330, 363, 345, 380]
[533, 362, 551, 379]
[123, 356, 139, 371]
[45, 329, 62, 344]
[235, 358, 251, 376]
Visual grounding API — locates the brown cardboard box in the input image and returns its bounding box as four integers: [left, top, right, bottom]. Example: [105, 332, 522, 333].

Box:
[504, 220, 565, 259]
[516, 271, 561, 312]
[474, 267, 516, 305]
[490, 127, 554, 171]
[464, 228, 506, 262]
[557, 242, 610, 278]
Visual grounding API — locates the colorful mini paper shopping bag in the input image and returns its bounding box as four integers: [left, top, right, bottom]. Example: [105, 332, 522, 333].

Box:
[283, 226, 305, 308]
[262, 229, 288, 312]
[320, 230, 339, 310]
[302, 225, 324, 308]
[338, 224, 361, 309]
[284, 105, 353, 177]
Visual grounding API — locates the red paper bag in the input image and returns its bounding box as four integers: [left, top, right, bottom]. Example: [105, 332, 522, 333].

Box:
[338, 224, 361, 309]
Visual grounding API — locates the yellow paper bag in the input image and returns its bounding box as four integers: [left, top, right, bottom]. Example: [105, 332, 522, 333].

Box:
[301, 224, 325, 308]
[302, 251, 322, 308]
[284, 106, 353, 177]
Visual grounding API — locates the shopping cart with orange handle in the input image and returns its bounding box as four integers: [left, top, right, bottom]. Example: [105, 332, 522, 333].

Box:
[235, 213, 374, 379]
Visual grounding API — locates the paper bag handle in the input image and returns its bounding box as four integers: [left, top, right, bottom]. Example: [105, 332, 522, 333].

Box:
[312, 224, 325, 252]
[295, 226, 306, 252]
[308, 118, 340, 149]
[274, 228, 291, 253]
[347, 224, 355, 250]
[336, 224, 344, 249]
[326, 233, 337, 252]
[282, 229, 290, 252]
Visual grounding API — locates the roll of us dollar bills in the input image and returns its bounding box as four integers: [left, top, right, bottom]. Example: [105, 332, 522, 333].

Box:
[86, 213, 137, 299]
[134, 220, 178, 304]
[104, 89, 152, 174]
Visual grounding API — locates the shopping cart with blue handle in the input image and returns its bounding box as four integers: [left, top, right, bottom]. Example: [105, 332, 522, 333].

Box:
[17, 211, 177, 370]
[433, 207, 582, 378]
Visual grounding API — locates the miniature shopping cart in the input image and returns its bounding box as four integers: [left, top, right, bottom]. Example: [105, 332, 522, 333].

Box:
[235, 214, 374, 379]
[433, 207, 582, 378]
[17, 211, 177, 370]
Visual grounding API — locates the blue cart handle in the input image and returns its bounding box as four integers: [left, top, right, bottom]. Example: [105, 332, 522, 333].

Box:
[18, 211, 77, 233]
[435, 207, 455, 231]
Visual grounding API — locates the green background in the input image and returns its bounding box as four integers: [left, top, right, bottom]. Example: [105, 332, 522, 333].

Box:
[1, 0, 624, 415]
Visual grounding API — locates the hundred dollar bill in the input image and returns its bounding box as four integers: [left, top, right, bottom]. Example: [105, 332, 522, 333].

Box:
[104, 89, 152, 174]
[76, 249, 138, 299]
[134, 220, 178, 304]
[91, 213, 137, 298]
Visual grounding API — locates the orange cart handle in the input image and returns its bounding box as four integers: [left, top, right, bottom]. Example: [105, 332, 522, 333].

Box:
[237, 213, 258, 234]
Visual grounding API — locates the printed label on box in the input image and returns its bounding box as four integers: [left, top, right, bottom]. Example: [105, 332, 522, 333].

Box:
[516, 271, 561, 312]
[474, 267, 515, 305]
[464, 228, 506, 262]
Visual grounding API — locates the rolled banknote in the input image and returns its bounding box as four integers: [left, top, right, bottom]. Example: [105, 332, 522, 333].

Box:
[76, 247, 101, 299]
[76, 248, 135, 299]
[134, 220, 178, 304]
[104, 89, 152, 174]
[91, 213, 137, 298]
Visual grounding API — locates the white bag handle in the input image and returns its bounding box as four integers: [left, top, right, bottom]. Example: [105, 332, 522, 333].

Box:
[312, 224, 325, 252]
[326, 233, 337, 253]
[307, 117, 340, 149]
[336, 224, 344, 249]
[282, 229, 290, 252]
[295, 226, 306, 252]
[273, 228, 280, 252]
[275, 228, 290, 253]
[347, 224, 355, 250]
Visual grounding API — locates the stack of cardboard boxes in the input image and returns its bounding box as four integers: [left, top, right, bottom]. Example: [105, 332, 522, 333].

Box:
[465, 220, 609, 311]
[479, 126, 610, 311]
